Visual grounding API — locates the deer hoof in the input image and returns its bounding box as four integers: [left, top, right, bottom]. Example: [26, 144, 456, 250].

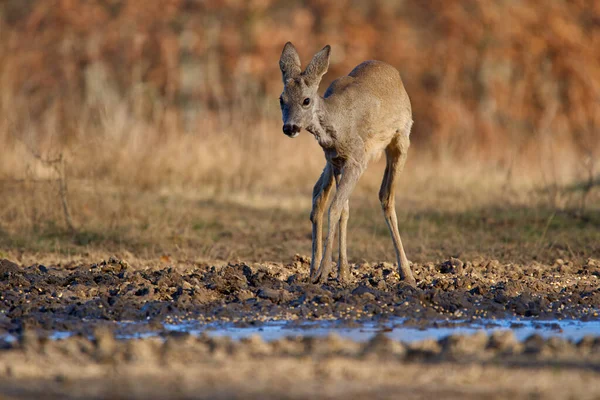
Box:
[310, 271, 321, 284]
[337, 265, 350, 284]
[311, 262, 332, 284]
[401, 276, 417, 288]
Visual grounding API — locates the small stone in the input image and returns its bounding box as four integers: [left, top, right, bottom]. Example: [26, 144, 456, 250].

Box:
[407, 339, 441, 359]
[286, 274, 301, 285]
[0, 259, 20, 278]
[546, 337, 572, 353]
[488, 330, 520, 353]
[93, 327, 117, 363]
[181, 281, 193, 290]
[257, 288, 282, 302]
[19, 328, 40, 351]
[294, 254, 311, 264]
[351, 285, 376, 300]
[577, 335, 596, 350]
[524, 334, 545, 354]
[240, 334, 272, 356]
[450, 257, 464, 274]
[236, 290, 255, 302]
[440, 332, 488, 356]
[363, 332, 405, 357]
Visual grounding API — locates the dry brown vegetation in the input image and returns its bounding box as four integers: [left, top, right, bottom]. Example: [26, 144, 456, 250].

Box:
[0, 0, 598, 264]
[0, 5, 599, 397]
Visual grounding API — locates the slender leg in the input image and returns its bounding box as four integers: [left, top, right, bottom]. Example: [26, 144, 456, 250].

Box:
[312, 163, 362, 284]
[379, 134, 416, 286]
[310, 164, 334, 278]
[334, 171, 350, 282]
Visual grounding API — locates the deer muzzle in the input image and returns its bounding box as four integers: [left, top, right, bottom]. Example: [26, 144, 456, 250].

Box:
[282, 124, 301, 138]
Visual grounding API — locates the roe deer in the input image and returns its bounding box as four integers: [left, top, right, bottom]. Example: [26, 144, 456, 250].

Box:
[278, 42, 416, 286]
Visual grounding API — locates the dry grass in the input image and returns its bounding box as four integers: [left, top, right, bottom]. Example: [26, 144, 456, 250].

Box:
[1, 98, 598, 268]
[1, 85, 597, 195]
[1, 1, 599, 267]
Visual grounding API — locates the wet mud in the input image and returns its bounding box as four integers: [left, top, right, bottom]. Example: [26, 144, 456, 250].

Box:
[1, 256, 600, 399]
[1, 256, 599, 337]
[2, 326, 600, 399]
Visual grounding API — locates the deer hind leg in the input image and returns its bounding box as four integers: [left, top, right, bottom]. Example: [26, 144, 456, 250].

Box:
[310, 163, 335, 278]
[335, 171, 351, 283]
[379, 133, 416, 286]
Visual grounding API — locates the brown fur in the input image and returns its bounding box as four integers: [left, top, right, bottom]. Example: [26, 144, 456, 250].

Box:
[279, 42, 415, 285]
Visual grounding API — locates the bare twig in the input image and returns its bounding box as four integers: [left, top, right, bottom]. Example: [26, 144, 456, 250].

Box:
[534, 211, 556, 259]
[579, 153, 596, 213]
[19, 140, 77, 234]
[56, 153, 76, 234]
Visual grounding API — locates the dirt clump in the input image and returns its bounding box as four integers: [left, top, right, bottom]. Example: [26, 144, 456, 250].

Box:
[0, 332, 599, 399]
[0, 256, 599, 338]
[1, 256, 600, 398]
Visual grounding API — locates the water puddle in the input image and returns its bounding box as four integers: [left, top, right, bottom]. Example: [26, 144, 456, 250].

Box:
[165, 318, 600, 343]
[5, 317, 600, 344]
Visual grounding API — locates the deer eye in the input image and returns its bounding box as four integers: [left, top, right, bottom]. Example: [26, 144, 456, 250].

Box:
[303, 98, 311, 106]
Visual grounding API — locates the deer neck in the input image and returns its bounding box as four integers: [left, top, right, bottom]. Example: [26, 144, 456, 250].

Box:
[306, 97, 337, 149]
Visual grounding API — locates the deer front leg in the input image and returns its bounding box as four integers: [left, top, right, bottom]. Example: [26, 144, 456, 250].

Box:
[334, 171, 351, 283]
[312, 163, 362, 284]
[309, 164, 334, 278]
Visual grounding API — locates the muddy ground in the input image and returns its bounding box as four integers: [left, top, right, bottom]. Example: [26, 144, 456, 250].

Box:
[2, 329, 600, 399]
[1, 256, 599, 334]
[1, 256, 600, 398]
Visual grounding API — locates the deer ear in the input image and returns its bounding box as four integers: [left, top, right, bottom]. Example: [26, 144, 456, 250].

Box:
[279, 42, 301, 83]
[303, 45, 330, 85]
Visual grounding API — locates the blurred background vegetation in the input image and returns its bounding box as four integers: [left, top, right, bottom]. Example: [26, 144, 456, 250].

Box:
[0, 0, 598, 263]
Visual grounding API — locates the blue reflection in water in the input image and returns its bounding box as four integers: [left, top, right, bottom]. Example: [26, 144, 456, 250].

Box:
[5, 317, 600, 342]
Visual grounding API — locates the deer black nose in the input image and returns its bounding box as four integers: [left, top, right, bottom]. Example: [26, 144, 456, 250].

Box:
[283, 124, 300, 137]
